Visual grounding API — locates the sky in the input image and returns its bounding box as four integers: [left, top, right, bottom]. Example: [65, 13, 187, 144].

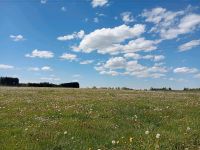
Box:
[0, 0, 200, 89]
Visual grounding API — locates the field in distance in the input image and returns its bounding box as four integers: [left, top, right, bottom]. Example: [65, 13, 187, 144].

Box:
[0, 87, 200, 150]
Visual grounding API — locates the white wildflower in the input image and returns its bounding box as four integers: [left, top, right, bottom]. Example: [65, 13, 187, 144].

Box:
[186, 127, 191, 131]
[64, 131, 67, 135]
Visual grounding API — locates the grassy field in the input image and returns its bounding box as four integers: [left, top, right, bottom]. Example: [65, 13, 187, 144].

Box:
[0, 87, 200, 150]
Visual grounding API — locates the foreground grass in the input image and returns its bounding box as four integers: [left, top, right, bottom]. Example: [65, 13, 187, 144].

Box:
[0, 87, 200, 150]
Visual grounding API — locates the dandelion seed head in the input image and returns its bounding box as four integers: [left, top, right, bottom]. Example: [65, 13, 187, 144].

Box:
[129, 137, 133, 142]
[145, 130, 149, 135]
[156, 133, 160, 139]
[112, 140, 116, 144]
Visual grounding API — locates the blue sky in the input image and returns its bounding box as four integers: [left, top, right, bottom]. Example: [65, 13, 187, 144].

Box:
[0, 0, 200, 89]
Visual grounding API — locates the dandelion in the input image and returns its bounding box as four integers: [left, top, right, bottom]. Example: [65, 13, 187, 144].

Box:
[145, 130, 149, 135]
[129, 137, 133, 142]
[156, 133, 160, 139]
[112, 140, 116, 144]
[64, 131, 67, 135]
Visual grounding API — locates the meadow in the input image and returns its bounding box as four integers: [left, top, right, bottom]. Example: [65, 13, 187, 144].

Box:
[0, 87, 200, 150]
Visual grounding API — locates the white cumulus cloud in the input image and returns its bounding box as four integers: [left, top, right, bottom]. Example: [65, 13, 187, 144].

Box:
[25, 49, 54, 58]
[95, 57, 167, 78]
[104, 57, 126, 69]
[161, 14, 200, 39]
[124, 53, 141, 59]
[143, 55, 165, 62]
[121, 12, 134, 24]
[60, 53, 77, 61]
[75, 24, 145, 54]
[57, 30, 85, 41]
[91, 0, 108, 8]
[142, 7, 200, 40]
[41, 66, 52, 71]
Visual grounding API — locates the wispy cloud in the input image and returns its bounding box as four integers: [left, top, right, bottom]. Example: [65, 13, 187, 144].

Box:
[0, 64, 14, 69]
[61, 6, 66, 12]
[28, 66, 53, 71]
[80, 60, 94, 65]
[40, 0, 47, 4]
[93, 17, 99, 23]
[10, 35, 25, 41]
[178, 39, 200, 52]
[40, 77, 60, 81]
[173, 67, 198, 74]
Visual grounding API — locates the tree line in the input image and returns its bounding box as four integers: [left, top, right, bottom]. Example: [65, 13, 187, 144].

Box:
[0, 77, 79, 88]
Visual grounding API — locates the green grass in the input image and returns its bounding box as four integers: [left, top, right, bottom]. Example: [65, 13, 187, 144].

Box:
[0, 87, 200, 150]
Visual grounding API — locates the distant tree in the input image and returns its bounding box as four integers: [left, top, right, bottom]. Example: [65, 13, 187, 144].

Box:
[60, 82, 79, 88]
[92, 86, 97, 89]
[0, 77, 19, 86]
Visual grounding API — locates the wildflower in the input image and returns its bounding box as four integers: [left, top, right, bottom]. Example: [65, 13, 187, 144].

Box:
[129, 137, 133, 142]
[112, 140, 116, 144]
[185, 148, 189, 150]
[25, 128, 28, 131]
[116, 140, 119, 144]
[186, 127, 191, 131]
[145, 130, 149, 135]
[134, 115, 138, 119]
[64, 131, 67, 135]
[156, 133, 160, 139]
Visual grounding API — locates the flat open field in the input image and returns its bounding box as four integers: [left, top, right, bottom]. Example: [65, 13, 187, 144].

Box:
[0, 87, 200, 150]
